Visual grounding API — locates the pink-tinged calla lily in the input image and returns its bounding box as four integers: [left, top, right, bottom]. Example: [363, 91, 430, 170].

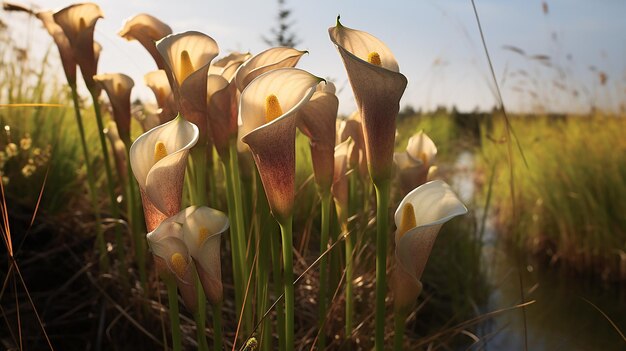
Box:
[332, 138, 352, 231]
[329, 18, 408, 184]
[53, 3, 103, 91]
[133, 103, 161, 132]
[206, 74, 235, 158]
[394, 130, 438, 195]
[147, 215, 197, 312]
[209, 51, 251, 81]
[297, 82, 339, 195]
[104, 122, 128, 183]
[130, 115, 199, 231]
[234, 47, 307, 92]
[93, 73, 134, 144]
[118, 13, 172, 70]
[391, 180, 467, 309]
[239, 68, 323, 222]
[144, 70, 177, 124]
[337, 118, 367, 180]
[173, 206, 229, 306]
[34, 11, 77, 85]
[157, 31, 219, 142]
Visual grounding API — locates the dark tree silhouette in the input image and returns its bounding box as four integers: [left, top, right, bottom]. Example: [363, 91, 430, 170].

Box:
[262, 0, 300, 47]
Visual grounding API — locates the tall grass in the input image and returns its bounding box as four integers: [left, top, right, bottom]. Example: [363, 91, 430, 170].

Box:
[479, 115, 626, 281]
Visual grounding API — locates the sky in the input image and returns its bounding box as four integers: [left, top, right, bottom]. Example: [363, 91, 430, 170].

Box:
[2, 0, 625, 115]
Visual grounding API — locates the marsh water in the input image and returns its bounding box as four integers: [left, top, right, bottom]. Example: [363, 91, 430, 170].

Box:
[452, 151, 626, 350]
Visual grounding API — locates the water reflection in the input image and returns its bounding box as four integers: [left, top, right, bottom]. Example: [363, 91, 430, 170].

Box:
[452, 151, 626, 351]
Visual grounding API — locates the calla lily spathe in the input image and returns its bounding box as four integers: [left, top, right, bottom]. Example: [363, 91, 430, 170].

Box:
[53, 2, 103, 90]
[130, 116, 199, 231]
[329, 18, 408, 184]
[104, 122, 128, 183]
[394, 130, 438, 195]
[234, 47, 307, 92]
[119, 13, 172, 70]
[35, 11, 77, 85]
[144, 70, 177, 124]
[297, 82, 339, 195]
[332, 138, 352, 231]
[206, 74, 234, 158]
[173, 206, 229, 306]
[93, 73, 134, 144]
[210, 51, 251, 82]
[391, 180, 467, 309]
[157, 31, 219, 141]
[239, 68, 323, 222]
[147, 215, 197, 312]
[337, 118, 367, 180]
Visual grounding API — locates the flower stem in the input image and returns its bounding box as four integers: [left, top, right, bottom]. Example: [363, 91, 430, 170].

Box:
[393, 308, 407, 351]
[90, 90, 125, 275]
[69, 85, 108, 270]
[165, 278, 183, 351]
[279, 217, 294, 351]
[269, 225, 285, 351]
[346, 170, 360, 341]
[190, 147, 208, 206]
[317, 193, 331, 350]
[194, 275, 209, 351]
[374, 180, 391, 351]
[212, 301, 223, 351]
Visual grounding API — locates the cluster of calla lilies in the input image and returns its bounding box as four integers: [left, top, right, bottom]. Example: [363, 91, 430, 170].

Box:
[6, 2, 468, 350]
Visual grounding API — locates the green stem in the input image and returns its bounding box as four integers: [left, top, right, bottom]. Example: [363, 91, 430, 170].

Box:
[374, 180, 391, 351]
[166, 278, 183, 351]
[256, 189, 271, 350]
[269, 225, 285, 351]
[190, 147, 208, 206]
[279, 218, 294, 351]
[90, 91, 124, 274]
[317, 194, 331, 350]
[125, 146, 148, 295]
[194, 276, 209, 351]
[69, 85, 108, 270]
[346, 170, 359, 341]
[393, 308, 407, 351]
[212, 302, 223, 351]
[223, 159, 244, 314]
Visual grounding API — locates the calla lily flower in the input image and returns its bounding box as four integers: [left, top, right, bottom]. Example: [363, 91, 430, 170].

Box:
[337, 118, 367, 180]
[144, 70, 177, 124]
[130, 116, 199, 231]
[93, 73, 134, 144]
[329, 18, 408, 184]
[53, 2, 103, 91]
[394, 131, 438, 195]
[157, 31, 219, 142]
[239, 68, 323, 222]
[210, 51, 251, 81]
[147, 215, 197, 312]
[133, 103, 161, 132]
[297, 82, 339, 195]
[391, 180, 467, 309]
[118, 13, 172, 70]
[173, 206, 229, 306]
[234, 47, 307, 92]
[332, 138, 352, 231]
[206, 74, 235, 158]
[104, 122, 128, 183]
[34, 11, 77, 85]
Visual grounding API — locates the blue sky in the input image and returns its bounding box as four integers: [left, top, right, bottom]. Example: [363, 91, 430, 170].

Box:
[3, 0, 625, 114]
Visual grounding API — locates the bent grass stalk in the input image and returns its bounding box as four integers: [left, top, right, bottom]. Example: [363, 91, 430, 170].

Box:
[69, 85, 108, 270]
[374, 180, 391, 351]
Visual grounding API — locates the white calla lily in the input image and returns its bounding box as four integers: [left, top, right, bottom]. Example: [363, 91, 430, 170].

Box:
[394, 131, 438, 194]
[234, 47, 307, 91]
[392, 180, 467, 308]
[129, 116, 198, 228]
